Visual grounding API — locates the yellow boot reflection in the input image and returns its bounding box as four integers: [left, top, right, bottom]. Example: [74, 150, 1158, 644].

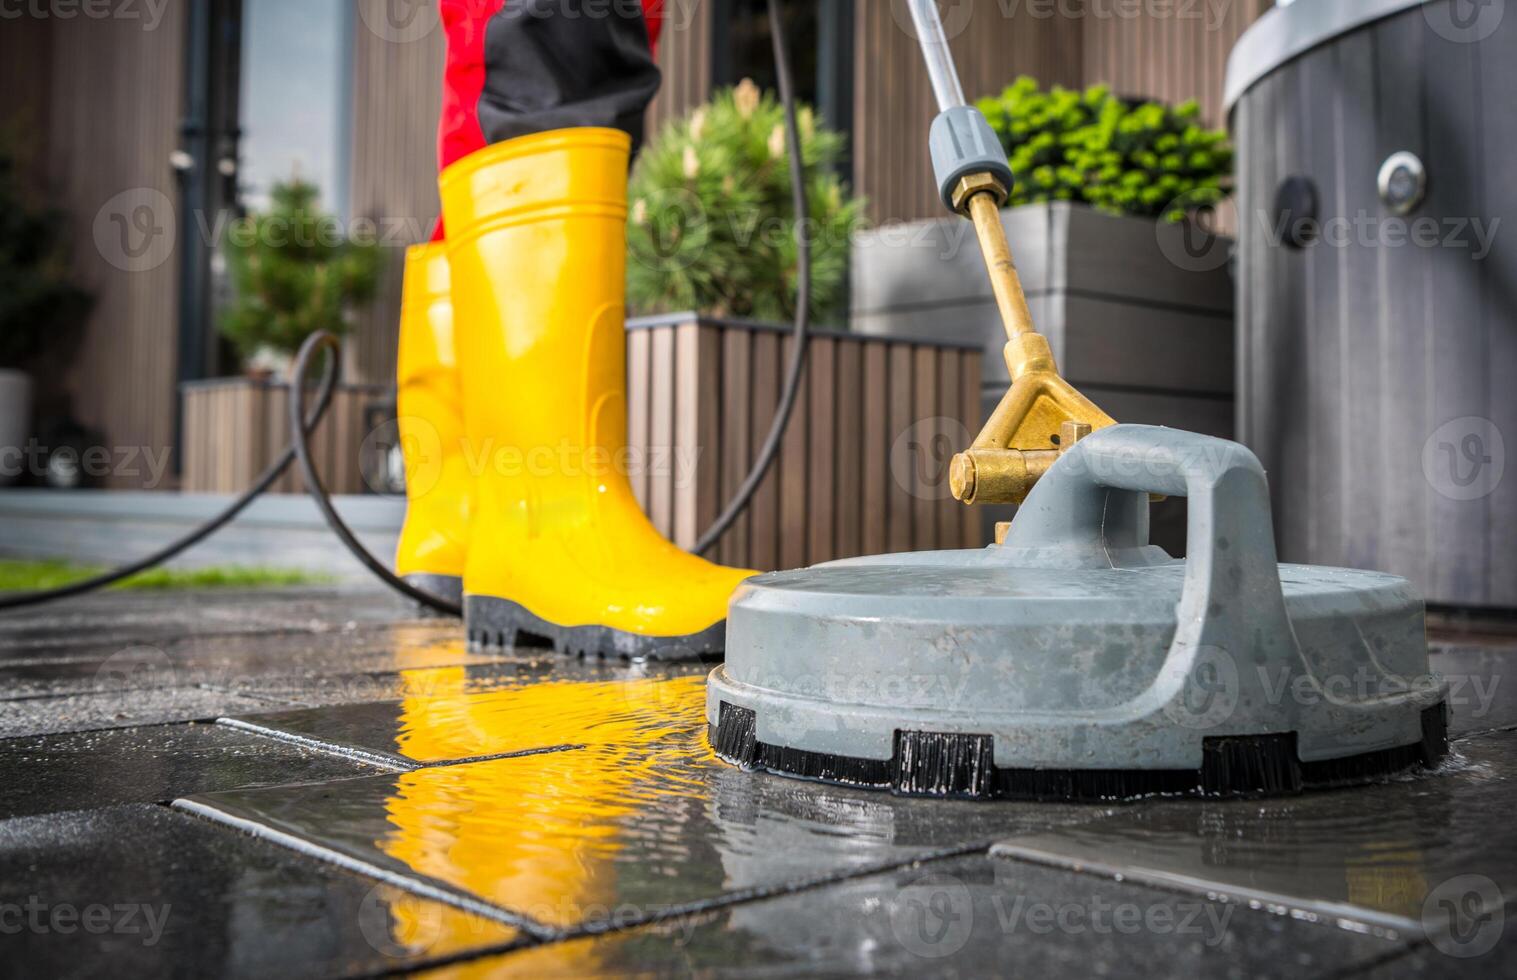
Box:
[376, 667, 708, 968]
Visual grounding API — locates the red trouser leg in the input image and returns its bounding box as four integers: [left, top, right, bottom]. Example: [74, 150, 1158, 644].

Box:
[430, 1, 661, 239]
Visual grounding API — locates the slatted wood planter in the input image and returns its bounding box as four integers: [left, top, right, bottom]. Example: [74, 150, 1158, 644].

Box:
[628, 314, 984, 570]
[180, 378, 386, 495]
[181, 320, 984, 570]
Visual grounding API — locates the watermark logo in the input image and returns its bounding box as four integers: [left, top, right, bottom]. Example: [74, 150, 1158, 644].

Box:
[95, 645, 176, 691]
[1156, 192, 1236, 273]
[1424, 0, 1505, 43]
[0, 897, 171, 947]
[629, 187, 710, 273]
[0, 0, 171, 30]
[889, 0, 976, 41]
[892, 416, 972, 501]
[94, 187, 175, 273]
[357, 885, 444, 957]
[891, 871, 975, 958]
[1162, 644, 1239, 731]
[356, 0, 440, 43]
[1423, 874, 1504, 958]
[362, 416, 442, 498]
[1422, 417, 1505, 501]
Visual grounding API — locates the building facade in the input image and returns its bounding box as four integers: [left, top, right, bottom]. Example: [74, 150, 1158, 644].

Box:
[0, 0, 1269, 489]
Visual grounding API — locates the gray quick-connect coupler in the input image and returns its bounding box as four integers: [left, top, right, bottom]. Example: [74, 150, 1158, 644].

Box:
[928, 105, 1016, 214]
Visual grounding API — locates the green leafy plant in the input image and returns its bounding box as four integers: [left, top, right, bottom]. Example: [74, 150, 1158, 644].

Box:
[220, 178, 380, 363]
[977, 76, 1233, 221]
[627, 79, 866, 323]
[0, 142, 91, 368]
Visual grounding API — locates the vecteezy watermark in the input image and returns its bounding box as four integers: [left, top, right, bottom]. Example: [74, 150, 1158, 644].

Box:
[629, 186, 711, 273]
[0, 0, 170, 29]
[97, 199, 440, 275]
[95, 645, 177, 691]
[991, 892, 1234, 947]
[1156, 192, 1237, 273]
[356, 0, 440, 43]
[360, 421, 707, 498]
[0, 439, 173, 488]
[892, 416, 973, 501]
[1423, 417, 1505, 502]
[361, 417, 441, 498]
[890, 871, 976, 958]
[888, 0, 978, 41]
[93, 188, 176, 273]
[1423, 874, 1505, 958]
[1424, 0, 1505, 44]
[887, 869, 1236, 959]
[889, 0, 1241, 38]
[0, 897, 171, 947]
[1256, 209, 1501, 261]
[1162, 645, 1242, 731]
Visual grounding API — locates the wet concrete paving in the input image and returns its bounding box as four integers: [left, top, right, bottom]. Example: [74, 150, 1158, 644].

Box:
[1, 587, 1514, 977]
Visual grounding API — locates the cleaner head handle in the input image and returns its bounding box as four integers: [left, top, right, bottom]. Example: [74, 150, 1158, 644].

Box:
[1005, 425, 1301, 720]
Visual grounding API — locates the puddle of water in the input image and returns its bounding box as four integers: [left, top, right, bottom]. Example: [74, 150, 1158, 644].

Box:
[186, 676, 1083, 933]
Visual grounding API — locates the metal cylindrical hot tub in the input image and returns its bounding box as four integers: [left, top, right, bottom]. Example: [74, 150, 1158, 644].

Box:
[1228, 0, 1515, 609]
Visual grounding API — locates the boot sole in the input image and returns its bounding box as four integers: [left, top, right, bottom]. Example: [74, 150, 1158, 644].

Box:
[402, 574, 463, 616]
[464, 594, 726, 662]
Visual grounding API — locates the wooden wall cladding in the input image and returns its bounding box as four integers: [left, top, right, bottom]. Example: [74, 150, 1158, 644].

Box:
[627, 315, 984, 570]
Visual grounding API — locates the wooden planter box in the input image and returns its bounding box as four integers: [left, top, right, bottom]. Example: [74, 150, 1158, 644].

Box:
[180, 378, 388, 496]
[181, 320, 984, 572]
[850, 201, 1235, 551]
[628, 313, 983, 571]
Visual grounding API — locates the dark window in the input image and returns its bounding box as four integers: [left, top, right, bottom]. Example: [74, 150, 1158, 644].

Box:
[712, 0, 855, 180]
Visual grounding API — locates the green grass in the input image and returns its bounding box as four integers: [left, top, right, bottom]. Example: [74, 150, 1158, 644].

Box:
[0, 558, 333, 592]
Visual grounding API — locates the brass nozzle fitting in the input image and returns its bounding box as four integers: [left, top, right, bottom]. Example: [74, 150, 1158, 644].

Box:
[950, 449, 1061, 505]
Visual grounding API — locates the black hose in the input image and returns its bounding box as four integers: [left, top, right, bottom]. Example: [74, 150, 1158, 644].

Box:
[0, 0, 811, 612]
[0, 351, 339, 611]
[692, 0, 811, 556]
[287, 332, 463, 616]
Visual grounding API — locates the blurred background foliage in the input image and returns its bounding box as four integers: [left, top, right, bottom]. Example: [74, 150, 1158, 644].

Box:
[977, 76, 1233, 222]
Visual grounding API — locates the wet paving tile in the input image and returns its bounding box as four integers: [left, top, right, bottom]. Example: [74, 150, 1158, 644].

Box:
[0, 804, 522, 978]
[990, 729, 1517, 946]
[0, 587, 421, 656]
[180, 677, 1108, 932]
[0, 686, 289, 739]
[223, 664, 710, 762]
[412, 853, 1406, 978]
[0, 721, 388, 819]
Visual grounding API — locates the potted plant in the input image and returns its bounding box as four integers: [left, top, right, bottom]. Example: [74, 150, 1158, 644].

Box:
[853, 76, 1239, 436]
[627, 78, 865, 324]
[0, 143, 91, 487]
[220, 177, 380, 377]
[618, 83, 986, 568]
[179, 178, 381, 494]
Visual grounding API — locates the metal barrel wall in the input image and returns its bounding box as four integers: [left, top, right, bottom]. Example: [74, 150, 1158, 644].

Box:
[1232, 0, 1516, 609]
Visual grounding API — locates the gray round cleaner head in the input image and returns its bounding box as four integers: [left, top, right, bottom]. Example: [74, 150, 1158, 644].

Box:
[708, 426, 1448, 801]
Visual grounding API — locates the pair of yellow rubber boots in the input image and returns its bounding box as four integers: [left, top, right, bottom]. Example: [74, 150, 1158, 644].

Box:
[393, 128, 754, 659]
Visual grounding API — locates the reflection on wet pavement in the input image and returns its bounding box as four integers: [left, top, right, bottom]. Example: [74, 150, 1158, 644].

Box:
[415, 855, 1406, 979]
[224, 661, 708, 763]
[992, 731, 1517, 938]
[8, 588, 1511, 976]
[181, 676, 1099, 933]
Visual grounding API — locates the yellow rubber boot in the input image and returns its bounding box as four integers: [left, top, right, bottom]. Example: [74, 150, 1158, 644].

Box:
[393, 242, 471, 606]
[439, 128, 755, 659]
